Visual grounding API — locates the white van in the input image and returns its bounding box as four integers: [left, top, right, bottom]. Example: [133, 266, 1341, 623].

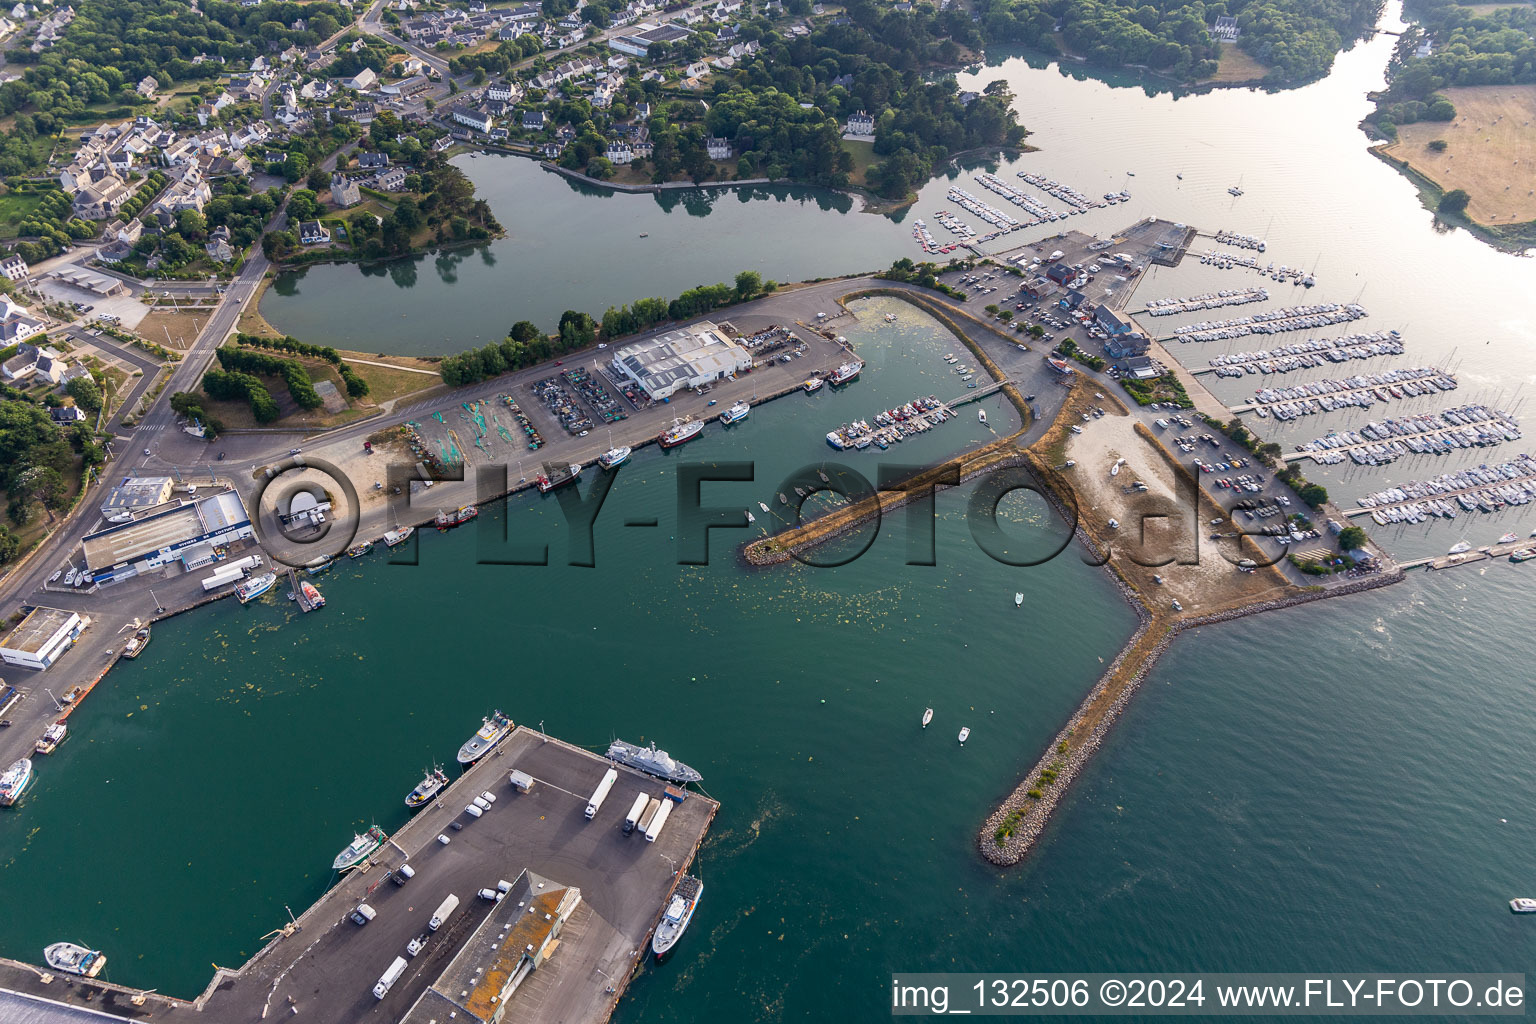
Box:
[350, 903, 376, 925]
[373, 956, 407, 999]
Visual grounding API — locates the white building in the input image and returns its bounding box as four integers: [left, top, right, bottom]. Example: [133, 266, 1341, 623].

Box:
[0, 253, 28, 281]
[0, 607, 86, 671]
[610, 321, 751, 400]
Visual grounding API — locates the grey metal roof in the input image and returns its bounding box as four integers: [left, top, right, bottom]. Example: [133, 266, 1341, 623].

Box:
[0, 989, 136, 1022]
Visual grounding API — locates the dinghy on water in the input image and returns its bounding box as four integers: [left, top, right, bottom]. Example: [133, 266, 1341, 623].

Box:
[958, 727, 971, 745]
[1015, 592, 1024, 607]
[922, 708, 933, 728]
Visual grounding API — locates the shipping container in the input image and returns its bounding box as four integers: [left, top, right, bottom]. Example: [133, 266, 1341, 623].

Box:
[623, 792, 649, 833]
[585, 768, 618, 820]
[644, 798, 673, 842]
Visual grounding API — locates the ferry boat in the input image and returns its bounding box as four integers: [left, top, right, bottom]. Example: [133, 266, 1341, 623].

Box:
[458, 710, 513, 764]
[658, 418, 704, 449]
[719, 400, 750, 425]
[435, 506, 478, 530]
[44, 942, 106, 978]
[802, 377, 824, 393]
[405, 766, 450, 809]
[299, 580, 325, 609]
[652, 876, 703, 957]
[598, 446, 631, 470]
[828, 361, 863, 386]
[346, 541, 373, 558]
[536, 463, 582, 493]
[122, 625, 151, 659]
[607, 738, 703, 783]
[236, 572, 277, 605]
[35, 722, 66, 755]
[383, 526, 414, 547]
[0, 757, 34, 806]
[332, 824, 388, 872]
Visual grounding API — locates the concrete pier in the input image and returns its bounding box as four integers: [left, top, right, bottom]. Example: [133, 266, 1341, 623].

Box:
[0, 726, 717, 1024]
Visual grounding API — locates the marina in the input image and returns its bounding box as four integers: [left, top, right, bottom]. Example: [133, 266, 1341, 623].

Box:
[1197, 330, 1404, 376]
[824, 395, 955, 450]
[1168, 302, 1368, 342]
[1346, 455, 1536, 521]
[1289, 405, 1520, 466]
[1240, 367, 1459, 419]
[1142, 287, 1270, 316]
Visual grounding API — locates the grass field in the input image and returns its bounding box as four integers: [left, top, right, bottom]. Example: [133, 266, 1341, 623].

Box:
[0, 191, 46, 240]
[1384, 84, 1536, 224]
[1204, 46, 1271, 84]
[841, 137, 877, 187]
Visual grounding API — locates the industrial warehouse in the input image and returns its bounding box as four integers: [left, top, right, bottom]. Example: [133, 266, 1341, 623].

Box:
[80, 488, 255, 584]
[609, 321, 752, 401]
[0, 607, 87, 671]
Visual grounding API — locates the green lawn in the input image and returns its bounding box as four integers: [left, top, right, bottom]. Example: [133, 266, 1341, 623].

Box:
[0, 192, 46, 240]
[841, 137, 877, 187]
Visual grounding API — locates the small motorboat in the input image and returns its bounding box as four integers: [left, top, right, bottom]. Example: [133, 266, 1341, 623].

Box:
[44, 942, 105, 978]
[745, 509, 755, 523]
[978, 409, 988, 424]
[758, 502, 771, 513]
[1511, 897, 1536, 913]
[1014, 592, 1023, 607]
[922, 708, 933, 728]
[958, 727, 971, 745]
[778, 493, 788, 505]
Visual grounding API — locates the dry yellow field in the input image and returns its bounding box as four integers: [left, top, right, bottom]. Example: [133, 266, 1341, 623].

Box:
[1384, 84, 1536, 224]
[1204, 46, 1270, 84]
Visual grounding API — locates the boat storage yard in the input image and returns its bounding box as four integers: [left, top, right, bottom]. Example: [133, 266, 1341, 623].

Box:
[0, 726, 716, 1024]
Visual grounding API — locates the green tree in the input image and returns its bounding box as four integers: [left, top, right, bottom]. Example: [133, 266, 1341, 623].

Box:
[734, 270, 762, 298]
[1438, 189, 1470, 216]
[1336, 526, 1367, 551]
[1297, 482, 1329, 508]
[64, 375, 103, 414]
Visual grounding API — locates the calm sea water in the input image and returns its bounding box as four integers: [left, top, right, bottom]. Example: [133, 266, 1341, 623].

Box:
[5, 2, 1536, 1016]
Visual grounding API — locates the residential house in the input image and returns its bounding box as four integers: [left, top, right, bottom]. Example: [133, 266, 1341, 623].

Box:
[487, 80, 518, 102]
[450, 106, 494, 133]
[330, 174, 361, 207]
[727, 40, 759, 59]
[1211, 14, 1239, 40]
[1104, 332, 1150, 359]
[299, 220, 331, 245]
[374, 167, 408, 191]
[0, 338, 63, 381]
[136, 75, 158, 97]
[684, 60, 710, 79]
[522, 109, 548, 131]
[343, 67, 378, 92]
[706, 137, 732, 161]
[204, 238, 234, 262]
[0, 253, 28, 282]
[50, 405, 87, 424]
[1094, 306, 1133, 335]
[844, 109, 875, 136]
[357, 151, 390, 170]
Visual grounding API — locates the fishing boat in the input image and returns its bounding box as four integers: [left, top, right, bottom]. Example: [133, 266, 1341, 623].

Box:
[305, 558, 333, 576]
[405, 766, 450, 809]
[1014, 592, 1023, 607]
[978, 409, 987, 424]
[957, 727, 970, 745]
[44, 942, 106, 978]
[332, 825, 388, 872]
[607, 738, 703, 783]
[235, 572, 276, 605]
[347, 541, 373, 558]
[825, 431, 846, 450]
[122, 625, 151, 659]
[922, 708, 933, 728]
[658, 418, 704, 449]
[652, 875, 703, 957]
[1047, 357, 1074, 375]
[35, 722, 66, 755]
[435, 506, 478, 530]
[802, 377, 824, 393]
[828, 361, 863, 386]
[299, 580, 324, 609]
[719, 400, 750, 425]
[0, 757, 34, 806]
[536, 463, 582, 494]
[458, 710, 513, 764]
[598, 446, 631, 470]
[383, 526, 414, 547]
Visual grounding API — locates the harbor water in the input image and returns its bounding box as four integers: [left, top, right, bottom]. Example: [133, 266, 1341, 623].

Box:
[3, 0, 1536, 1017]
